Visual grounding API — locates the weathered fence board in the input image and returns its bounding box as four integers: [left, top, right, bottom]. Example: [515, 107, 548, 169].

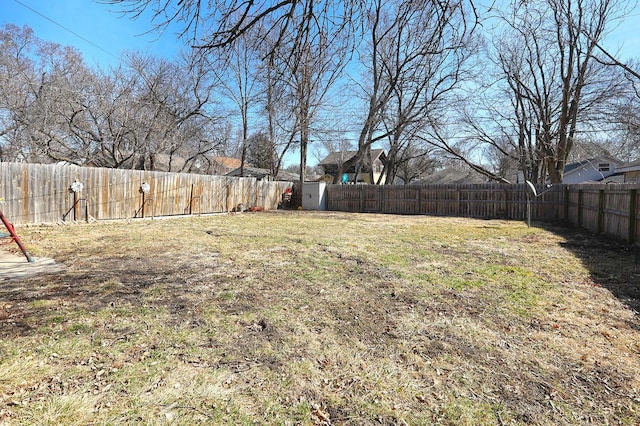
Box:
[603, 187, 632, 239]
[0, 162, 292, 224]
[633, 189, 639, 244]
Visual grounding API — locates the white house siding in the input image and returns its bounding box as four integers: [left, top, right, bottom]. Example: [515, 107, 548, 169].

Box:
[563, 159, 621, 184]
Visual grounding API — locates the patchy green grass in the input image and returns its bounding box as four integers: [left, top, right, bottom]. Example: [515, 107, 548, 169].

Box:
[1, 211, 639, 425]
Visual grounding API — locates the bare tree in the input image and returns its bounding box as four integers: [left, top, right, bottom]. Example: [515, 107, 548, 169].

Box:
[334, 0, 477, 184]
[0, 23, 226, 170]
[261, 51, 296, 179]
[0, 24, 129, 165]
[611, 81, 640, 160]
[10, 33, 98, 164]
[102, 0, 361, 54]
[206, 27, 263, 177]
[0, 24, 40, 162]
[110, 52, 221, 171]
[264, 3, 354, 183]
[246, 130, 276, 171]
[463, 0, 630, 183]
[589, 44, 640, 160]
[394, 145, 439, 184]
[105, 0, 360, 182]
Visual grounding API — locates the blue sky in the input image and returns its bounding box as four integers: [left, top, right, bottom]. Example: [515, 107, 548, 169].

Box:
[601, 6, 640, 62]
[3, 0, 639, 70]
[2, 0, 183, 69]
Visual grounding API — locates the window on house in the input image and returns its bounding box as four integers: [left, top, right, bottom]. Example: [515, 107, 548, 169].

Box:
[598, 163, 610, 172]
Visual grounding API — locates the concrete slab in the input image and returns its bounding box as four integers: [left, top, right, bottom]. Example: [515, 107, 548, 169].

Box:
[0, 249, 66, 281]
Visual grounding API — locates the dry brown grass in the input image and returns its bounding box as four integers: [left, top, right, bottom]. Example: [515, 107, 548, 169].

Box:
[1, 211, 639, 425]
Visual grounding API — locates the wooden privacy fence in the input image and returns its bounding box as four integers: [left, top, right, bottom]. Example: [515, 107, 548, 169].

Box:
[2, 161, 638, 245]
[326, 183, 640, 245]
[564, 184, 639, 245]
[0, 162, 293, 225]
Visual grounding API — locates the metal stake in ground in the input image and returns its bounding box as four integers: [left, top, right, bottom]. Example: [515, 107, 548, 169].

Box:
[525, 181, 554, 228]
[0, 210, 34, 262]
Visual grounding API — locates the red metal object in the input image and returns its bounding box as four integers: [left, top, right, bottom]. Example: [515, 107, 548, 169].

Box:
[0, 210, 34, 262]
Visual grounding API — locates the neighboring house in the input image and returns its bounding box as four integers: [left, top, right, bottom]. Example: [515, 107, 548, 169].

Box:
[209, 157, 244, 175]
[276, 170, 300, 181]
[318, 149, 387, 184]
[561, 157, 622, 184]
[617, 159, 640, 183]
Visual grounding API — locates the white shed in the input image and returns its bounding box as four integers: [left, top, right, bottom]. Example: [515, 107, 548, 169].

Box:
[302, 182, 327, 210]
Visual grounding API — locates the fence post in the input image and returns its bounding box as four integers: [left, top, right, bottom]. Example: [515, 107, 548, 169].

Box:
[564, 186, 570, 222]
[577, 189, 583, 227]
[360, 186, 365, 213]
[188, 183, 194, 215]
[73, 191, 79, 221]
[597, 189, 605, 234]
[630, 189, 637, 244]
[324, 184, 329, 210]
[502, 188, 508, 218]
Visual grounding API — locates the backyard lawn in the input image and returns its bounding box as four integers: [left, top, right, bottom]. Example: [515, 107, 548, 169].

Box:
[1, 211, 639, 425]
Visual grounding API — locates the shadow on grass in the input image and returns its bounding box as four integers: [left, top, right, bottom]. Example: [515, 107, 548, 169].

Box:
[540, 222, 640, 316]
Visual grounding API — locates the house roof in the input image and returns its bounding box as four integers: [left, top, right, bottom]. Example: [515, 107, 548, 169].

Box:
[564, 159, 593, 174]
[225, 166, 272, 179]
[559, 157, 624, 184]
[275, 170, 300, 181]
[618, 159, 640, 172]
[211, 156, 244, 170]
[414, 167, 487, 184]
[564, 157, 621, 174]
[224, 166, 297, 181]
[319, 149, 386, 166]
[149, 154, 253, 175]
